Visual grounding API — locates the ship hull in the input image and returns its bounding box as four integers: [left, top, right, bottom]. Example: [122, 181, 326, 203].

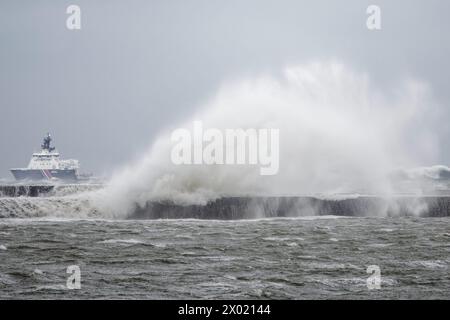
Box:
[10, 169, 78, 182]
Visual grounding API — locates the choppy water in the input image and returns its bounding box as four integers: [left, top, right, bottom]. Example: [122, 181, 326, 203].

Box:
[0, 216, 449, 299]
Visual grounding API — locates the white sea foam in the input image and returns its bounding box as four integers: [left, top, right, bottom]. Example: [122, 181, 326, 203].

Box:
[99, 239, 144, 245]
[263, 237, 304, 242]
[409, 260, 447, 269]
[367, 243, 393, 248]
[286, 242, 298, 247]
[33, 268, 44, 275]
[379, 228, 396, 232]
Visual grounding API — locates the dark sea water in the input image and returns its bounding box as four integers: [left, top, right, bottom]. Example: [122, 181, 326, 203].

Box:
[0, 216, 449, 299]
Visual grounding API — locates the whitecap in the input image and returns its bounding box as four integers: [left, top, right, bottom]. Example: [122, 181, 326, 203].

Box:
[33, 268, 44, 275]
[379, 228, 396, 232]
[410, 260, 447, 269]
[367, 243, 392, 248]
[99, 239, 144, 245]
[149, 242, 167, 248]
[262, 237, 292, 242]
[263, 236, 304, 242]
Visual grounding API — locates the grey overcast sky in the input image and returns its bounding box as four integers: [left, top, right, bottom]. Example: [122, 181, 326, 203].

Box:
[0, 0, 449, 178]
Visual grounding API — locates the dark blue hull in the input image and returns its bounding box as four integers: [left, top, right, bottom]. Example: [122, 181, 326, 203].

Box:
[10, 169, 78, 182]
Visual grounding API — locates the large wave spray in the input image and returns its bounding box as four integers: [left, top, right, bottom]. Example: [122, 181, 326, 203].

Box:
[94, 61, 442, 218]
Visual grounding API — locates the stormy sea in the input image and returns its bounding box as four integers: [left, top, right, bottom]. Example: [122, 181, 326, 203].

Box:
[1, 62, 450, 300]
[0, 183, 449, 300]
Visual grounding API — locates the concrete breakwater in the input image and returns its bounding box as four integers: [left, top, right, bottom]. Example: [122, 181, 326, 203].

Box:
[131, 196, 450, 219]
[1, 184, 449, 219]
[0, 185, 54, 197]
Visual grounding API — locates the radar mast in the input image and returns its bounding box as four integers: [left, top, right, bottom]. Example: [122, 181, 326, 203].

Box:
[41, 133, 55, 152]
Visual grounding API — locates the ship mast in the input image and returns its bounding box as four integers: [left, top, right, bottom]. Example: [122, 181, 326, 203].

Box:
[41, 133, 55, 152]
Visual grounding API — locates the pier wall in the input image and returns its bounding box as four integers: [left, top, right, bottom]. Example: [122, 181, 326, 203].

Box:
[131, 196, 450, 219]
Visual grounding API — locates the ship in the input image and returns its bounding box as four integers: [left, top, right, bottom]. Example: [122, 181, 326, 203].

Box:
[10, 133, 80, 182]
